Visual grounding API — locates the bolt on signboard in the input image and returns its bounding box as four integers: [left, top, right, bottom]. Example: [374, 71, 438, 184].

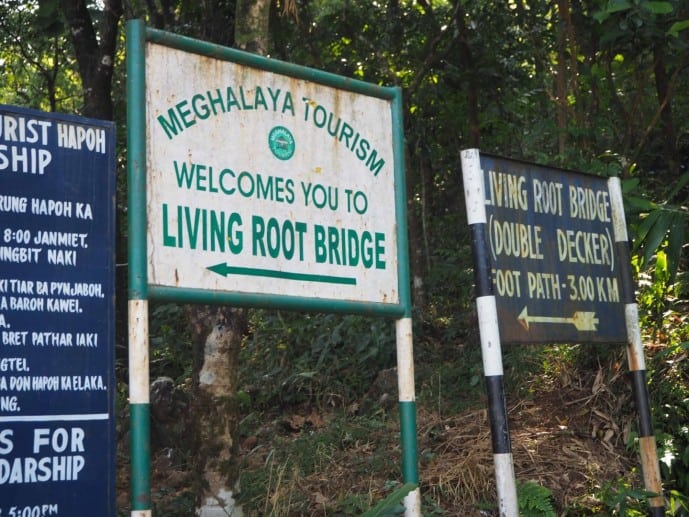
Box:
[126, 20, 420, 516]
[0, 105, 116, 516]
[461, 149, 664, 516]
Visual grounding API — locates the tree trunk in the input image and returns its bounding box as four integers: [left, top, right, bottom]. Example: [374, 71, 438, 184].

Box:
[555, 0, 570, 158]
[234, 0, 271, 53]
[58, 0, 122, 120]
[189, 3, 271, 515]
[454, 2, 480, 147]
[405, 147, 427, 310]
[652, 45, 680, 177]
[188, 306, 247, 516]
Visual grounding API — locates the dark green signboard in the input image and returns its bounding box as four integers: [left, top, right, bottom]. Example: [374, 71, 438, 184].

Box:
[478, 155, 626, 344]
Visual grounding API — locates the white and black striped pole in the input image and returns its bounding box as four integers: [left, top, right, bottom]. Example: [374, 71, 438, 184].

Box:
[461, 149, 519, 516]
[608, 177, 665, 516]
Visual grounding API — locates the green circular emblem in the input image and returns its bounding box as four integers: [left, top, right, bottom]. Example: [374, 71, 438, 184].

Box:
[268, 126, 295, 160]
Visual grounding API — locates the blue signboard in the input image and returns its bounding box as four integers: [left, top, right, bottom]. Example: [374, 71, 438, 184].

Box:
[478, 155, 627, 344]
[0, 105, 115, 516]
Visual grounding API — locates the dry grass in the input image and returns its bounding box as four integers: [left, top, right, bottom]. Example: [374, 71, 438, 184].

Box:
[118, 359, 641, 515]
[418, 365, 638, 515]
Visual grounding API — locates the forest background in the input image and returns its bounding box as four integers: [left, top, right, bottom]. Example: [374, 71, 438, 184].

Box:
[1, 0, 689, 515]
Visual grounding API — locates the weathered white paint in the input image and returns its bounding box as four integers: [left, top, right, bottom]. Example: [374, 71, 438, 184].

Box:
[609, 177, 647, 370]
[395, 317, 415, 402]
[494, 453, 518, 517]
[625, 303, 646, 371]
[128, 299, 150, 404]
[145, 43, 399, 304]
[607, 176, 628, 242]
[476, 296, 504, 377]
[404, 487, 421, 517]
[197, 488, 242, 517]
[460, 149, 487, 226]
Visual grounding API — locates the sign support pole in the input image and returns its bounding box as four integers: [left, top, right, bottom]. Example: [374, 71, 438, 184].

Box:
[393, 93, 420, 516]
[608, 177, 664, 516]
[396, 317, 421, 516]
[128, 301, 151, 517]
[127, 19, 152, 517]
[461, 149, 518, 516]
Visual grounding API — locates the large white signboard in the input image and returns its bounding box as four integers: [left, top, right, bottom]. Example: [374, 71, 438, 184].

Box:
[145, 43, 401, 306]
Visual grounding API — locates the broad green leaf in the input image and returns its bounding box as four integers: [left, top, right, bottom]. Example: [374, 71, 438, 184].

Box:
[593, 10, 611, 23]
[621, 178, 640, 193]
[625, 195, 658, 211]
[666, 212, 686, 282]
[655, 249, 668, 280]
[641, 210, 673, 267]
[668, 20, 689, 37]
[667, 171, 689, 201]
[607, 0, 633, 14]
[594, 1, 633, 24]
[600, 28, 627, 46]
[641, 1, 674, 14]
[634, 209, 663, 251]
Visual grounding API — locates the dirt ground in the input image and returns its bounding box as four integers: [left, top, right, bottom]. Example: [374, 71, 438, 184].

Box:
[117, 358, 644, 515]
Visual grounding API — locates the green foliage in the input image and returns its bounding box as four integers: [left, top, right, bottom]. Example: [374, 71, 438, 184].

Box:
[0, 0, 81, 111]
[593, 0, 688, 49]
[646, 337, 689, 497]
[240, 310, 396, 408]
[416, 352, 485, 417]
[149, 303, 193, 382]
[425, 214, 476, 322]
[667, 489, 689, 514]
[629, 172, 689, 286]
[517, 481, 556, 517]
[633, 245, 689, 501]
[635, 251, 673, 328]
[668, 19, 689, 37]
[4, 0, 686, 513]
[236, 411, 402, 514]
[594, 476, 658, 516]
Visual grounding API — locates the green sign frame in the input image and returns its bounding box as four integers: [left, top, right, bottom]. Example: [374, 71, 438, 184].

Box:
[127, 21, 411, 318]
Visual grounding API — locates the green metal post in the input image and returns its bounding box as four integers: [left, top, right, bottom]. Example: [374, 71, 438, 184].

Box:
[127, 19, 152, 517]
[392, 88, 420, 516]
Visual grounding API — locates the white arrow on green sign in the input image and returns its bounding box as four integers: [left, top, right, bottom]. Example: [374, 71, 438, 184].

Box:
[518, 306, 599, 331]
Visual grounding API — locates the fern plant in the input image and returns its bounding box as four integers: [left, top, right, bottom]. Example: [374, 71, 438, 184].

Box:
[518, 481, 556, 517]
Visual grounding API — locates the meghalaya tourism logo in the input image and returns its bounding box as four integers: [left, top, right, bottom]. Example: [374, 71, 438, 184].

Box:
[268, 126, 295, 160]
